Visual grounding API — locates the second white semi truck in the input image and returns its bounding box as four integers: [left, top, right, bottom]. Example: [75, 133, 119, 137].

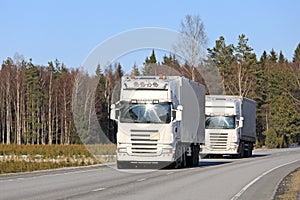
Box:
[110, 75, 205, 168]
[200, 95, 256, 158]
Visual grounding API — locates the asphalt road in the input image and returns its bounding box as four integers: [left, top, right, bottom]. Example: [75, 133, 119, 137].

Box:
[1, 148, 300, 200]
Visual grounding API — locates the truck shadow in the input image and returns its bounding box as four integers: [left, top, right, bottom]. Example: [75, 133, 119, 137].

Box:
[199, 161, 232, 167]
[201, 154, 269, 159]
[250, 154, 269, 158]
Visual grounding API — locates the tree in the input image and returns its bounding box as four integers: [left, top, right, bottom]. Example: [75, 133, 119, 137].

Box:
[24, 59, 43, 144]
[174, 14, 208, 81]
[132, 63, 140, 76]
[278, 51, 286, 64]
[234, 34, 257, 97]
[293, 43, 300, 63]
[1, 58, 13, 144]
[271, 92, 300, 146]
[48, 61, 54, 144]
[207, 36, 235, 94]
[95, 65, 109, 142]
[255, 51, 270, 145]
[207, 34, 257, 96]
[269, 49, 277, 63]
[265, 128, 278, 148]
[145, 49, 157, 64]
[143, 49, 157, 75]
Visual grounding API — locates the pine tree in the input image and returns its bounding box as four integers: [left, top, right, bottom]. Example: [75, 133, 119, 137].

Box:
[207, 36, 235, 94]
[132, 63, 140, 76]
[162, 54, 181, 75]
[278, 51, 285, 64]
[271, 92, 300, 146]
[293, 43, 300, 63]
[265, 128, 278, 148]
[255, 51, 271, 144]
[269, 49, 277, 63]
[145, 49, 157, 64]
[24, 59, 43, 144]
[95, 65, 108, 142]
[143, 49, 157, 75]
[260, 51, 267, 63]
[234, 34, 257, 96]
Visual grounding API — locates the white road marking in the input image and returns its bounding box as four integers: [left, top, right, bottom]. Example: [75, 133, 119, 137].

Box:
[0, 168, 108, 183]
[230, 159, 300, 200]
[166, 172, 174, 175]
[136, 178, 146, 182]
[92, 188, 106, 192]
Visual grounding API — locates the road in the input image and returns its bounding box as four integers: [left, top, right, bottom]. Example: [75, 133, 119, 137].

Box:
[1, 148, 300, 200]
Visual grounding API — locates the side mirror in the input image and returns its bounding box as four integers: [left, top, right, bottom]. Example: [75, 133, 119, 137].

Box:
[176, 105, 183, 121]
[238, 117, 244, 128]
[110, 104, 118, 121]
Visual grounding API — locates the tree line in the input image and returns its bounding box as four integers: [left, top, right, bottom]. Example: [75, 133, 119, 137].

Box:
[128, 38, 300, 147]
[207, 36, 300, 147]
[1, 15, 299, 147]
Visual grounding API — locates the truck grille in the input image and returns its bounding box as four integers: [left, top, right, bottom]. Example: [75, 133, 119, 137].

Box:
[130, 131, 158, 156]
[209, 133, 228, 150]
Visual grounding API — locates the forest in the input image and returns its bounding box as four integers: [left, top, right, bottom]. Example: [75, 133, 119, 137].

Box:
[0, 29, 299, 148]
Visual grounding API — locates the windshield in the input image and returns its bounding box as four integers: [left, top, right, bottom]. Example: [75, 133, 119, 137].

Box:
[119, 102, 171, 124]
[205, 116, 235, 129]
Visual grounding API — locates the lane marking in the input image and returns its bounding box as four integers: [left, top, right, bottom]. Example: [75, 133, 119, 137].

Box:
[230, 159, 300, 200]
[92, 188, 106, 192]
[136, 178, 146, 182]
[166, 172, 174, 175]
[0, 168, 109, 183]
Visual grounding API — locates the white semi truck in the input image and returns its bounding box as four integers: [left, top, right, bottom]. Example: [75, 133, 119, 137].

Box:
[110, 75, 205, 168]
[200, 95, 256, 158]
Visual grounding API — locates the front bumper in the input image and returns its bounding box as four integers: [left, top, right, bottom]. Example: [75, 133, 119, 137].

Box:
[200, 144, 239, 155]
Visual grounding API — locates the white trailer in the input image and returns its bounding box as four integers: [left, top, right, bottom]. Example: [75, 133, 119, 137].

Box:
[200, 95, 256, 158]
[110, 75, 205, 168]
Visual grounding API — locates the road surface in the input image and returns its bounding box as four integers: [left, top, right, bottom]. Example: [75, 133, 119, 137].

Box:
[1, 148, 300, 200]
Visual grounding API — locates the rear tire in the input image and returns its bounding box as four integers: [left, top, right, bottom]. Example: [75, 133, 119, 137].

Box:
[248, 143, 253, 157]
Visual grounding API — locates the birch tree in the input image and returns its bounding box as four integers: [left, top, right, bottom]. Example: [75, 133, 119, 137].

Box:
[174, 15, 208, 81]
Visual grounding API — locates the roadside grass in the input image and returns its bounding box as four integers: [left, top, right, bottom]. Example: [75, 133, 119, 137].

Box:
[0, 144, 116, 174]
[276, 168, 300, 200]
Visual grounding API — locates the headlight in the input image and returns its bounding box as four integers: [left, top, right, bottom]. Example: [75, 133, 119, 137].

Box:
[162, 148, 173, 154]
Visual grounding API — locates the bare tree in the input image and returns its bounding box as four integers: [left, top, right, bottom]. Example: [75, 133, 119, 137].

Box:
[48, 62, 54, 144]
[173, 15, 208, 81]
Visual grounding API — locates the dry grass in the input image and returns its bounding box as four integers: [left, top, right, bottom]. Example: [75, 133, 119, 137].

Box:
[0, 144, 116, 174]
[277, 168, 300, 200]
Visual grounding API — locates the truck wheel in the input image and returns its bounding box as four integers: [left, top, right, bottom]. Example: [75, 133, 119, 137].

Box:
[174, 142, 185, 168]
[181, 149, 187, 168]
[248, 143, 253, 157]
[239, 141, 245, 158]
[244, 142, 249, 158]
[195, 145, 200, 166]
[187, 145, 199, 167]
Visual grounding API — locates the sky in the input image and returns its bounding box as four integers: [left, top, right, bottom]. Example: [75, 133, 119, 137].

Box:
[1, 0, 300, 73]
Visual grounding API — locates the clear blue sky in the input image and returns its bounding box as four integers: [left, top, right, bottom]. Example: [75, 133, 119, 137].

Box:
[1, 0, 299, 71]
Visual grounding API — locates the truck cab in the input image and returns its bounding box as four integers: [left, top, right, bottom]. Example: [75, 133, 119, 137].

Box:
[200, 95, 256, 158]
[110, 75, 205, 168]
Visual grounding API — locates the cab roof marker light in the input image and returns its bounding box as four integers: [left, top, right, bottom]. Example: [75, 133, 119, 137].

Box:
[131, 99, 137, 104]
[131, 73, 135, 79]
[153, 100, 159, 104]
